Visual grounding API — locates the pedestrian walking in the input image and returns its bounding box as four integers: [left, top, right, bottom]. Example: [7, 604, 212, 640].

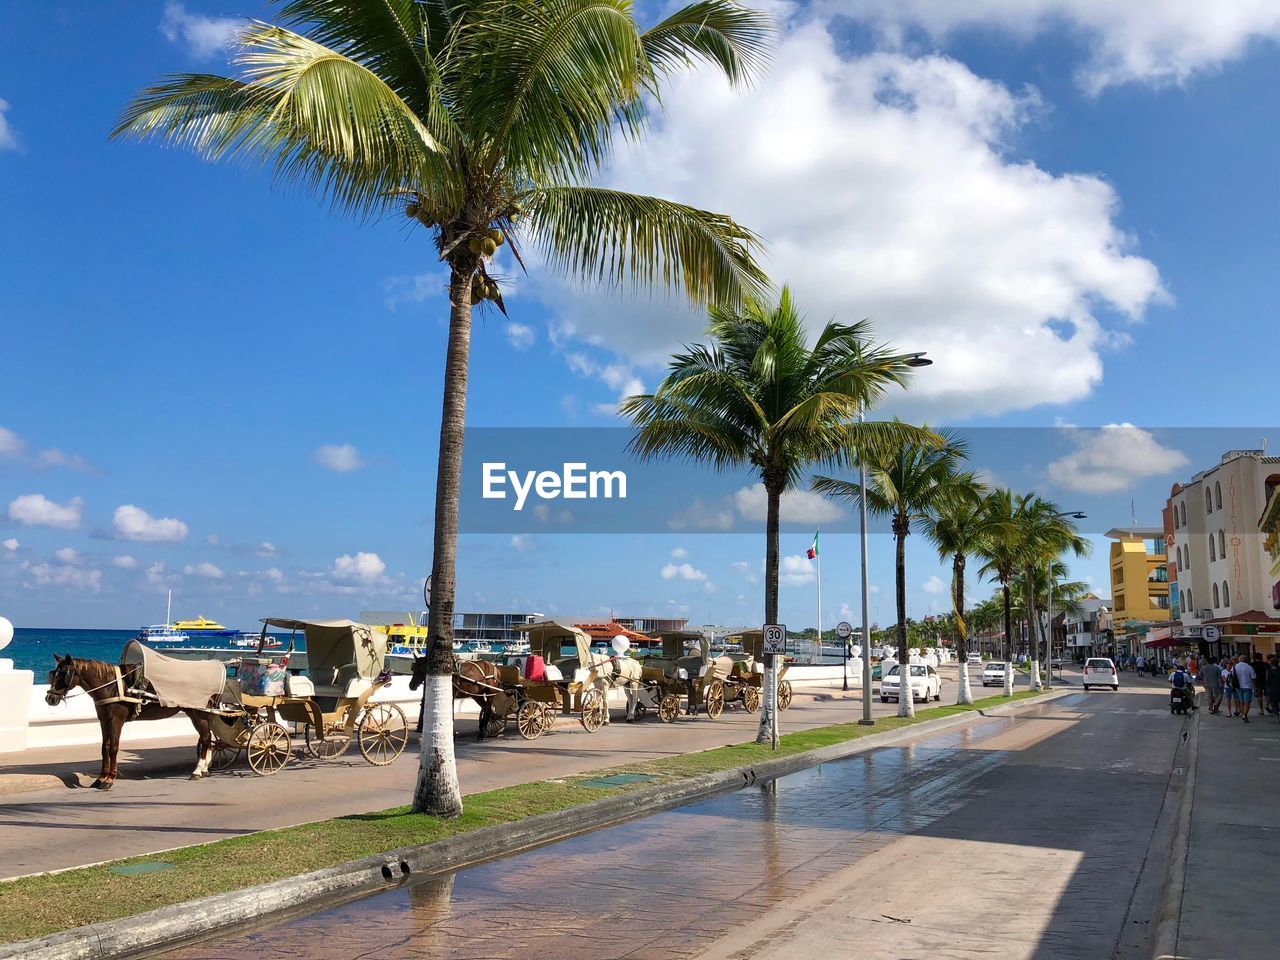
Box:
[1251, 653, 1268, 711]
[1223, 659, 1238, 716]
[1201, 657, 1223, 714]
[1136, 654, 1146, 675]
[1234, 656, 1257, 723]
[1267, 655, 1280, 716]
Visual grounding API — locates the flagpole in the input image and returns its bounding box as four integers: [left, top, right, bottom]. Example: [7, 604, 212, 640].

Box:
[815, 528, 822, 661]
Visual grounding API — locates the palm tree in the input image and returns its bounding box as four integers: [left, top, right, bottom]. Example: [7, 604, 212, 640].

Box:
[114, 0, 771, 817]
[976, 489, 1021, 697]
[921, 474, 988, 704]
[622, 289, 926, 742]
[813, 427, 967, 718]
[1011, 498, 1088, 691]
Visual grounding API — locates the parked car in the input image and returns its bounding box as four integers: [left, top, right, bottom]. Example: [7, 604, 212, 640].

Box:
[1082, 657, 1119, 691]
[982, 661, 1008, 687]
[880, 663, 942, 703]
[967, 652, 983, 665]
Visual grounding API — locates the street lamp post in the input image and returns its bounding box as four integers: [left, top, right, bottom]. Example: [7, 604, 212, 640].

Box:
[860, 351, 932, 724]
[1045, 511, 1086, 690]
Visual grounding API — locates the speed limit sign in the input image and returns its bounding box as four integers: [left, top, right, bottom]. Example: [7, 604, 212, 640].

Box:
[836, 621, 853, 639]
[763, 623, 787, 655]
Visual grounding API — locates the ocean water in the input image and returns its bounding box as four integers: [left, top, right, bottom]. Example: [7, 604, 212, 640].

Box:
[3, 628, 140, 675]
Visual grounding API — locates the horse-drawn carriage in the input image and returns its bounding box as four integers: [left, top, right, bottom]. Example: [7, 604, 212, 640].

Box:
[480, 619, 641, 738]
[208, 618, 409, 774]
[737, 629, 793, 710]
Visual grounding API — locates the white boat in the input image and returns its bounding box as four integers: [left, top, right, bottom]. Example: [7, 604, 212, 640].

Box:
[229, 632, 282, 649]
[137, 591, 188, 645]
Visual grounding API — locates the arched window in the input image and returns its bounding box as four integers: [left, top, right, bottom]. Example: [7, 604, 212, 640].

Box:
[1184, 546, 1190, 570]
[1174, 506, 1180, 530]
[1185, 589, 1192, 613]
[1215, 482, 1222, 510]
[1181, 502, 1187, 526]
[1223, 581, 1230, 608]
[1213, 583, 1220, 608]
[1206, 488, 1213, 514]
[1219, 530, 1226, 556]
[1209, 536, 1216, 561]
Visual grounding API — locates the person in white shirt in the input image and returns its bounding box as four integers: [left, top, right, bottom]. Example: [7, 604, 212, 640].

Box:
[1234, 657, 1257, 723]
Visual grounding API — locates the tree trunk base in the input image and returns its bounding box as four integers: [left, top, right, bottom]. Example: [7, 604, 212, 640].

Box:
[411, 673, 463, 817]
[956, 663, 974, 705]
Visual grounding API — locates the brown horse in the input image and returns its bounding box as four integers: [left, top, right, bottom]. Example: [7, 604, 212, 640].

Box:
[408, 655, 504, 739]
[45, 654, 216, 789]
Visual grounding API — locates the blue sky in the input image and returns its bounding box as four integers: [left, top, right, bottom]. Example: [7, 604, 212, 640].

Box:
[2, 1, 1278, 630]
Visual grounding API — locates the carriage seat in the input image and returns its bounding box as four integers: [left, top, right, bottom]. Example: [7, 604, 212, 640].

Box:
[285, 674, 315, 698]
[311, 663, 370, 700]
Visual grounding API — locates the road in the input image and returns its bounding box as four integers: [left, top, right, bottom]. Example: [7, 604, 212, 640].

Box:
[150, 679, 1194, 960]
[0, 666, 977, 878]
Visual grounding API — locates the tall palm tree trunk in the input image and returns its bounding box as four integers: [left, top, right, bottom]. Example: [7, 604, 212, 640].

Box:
[756, 474, 783, 745]
[412, 265, 473, 816]
[894, 514, 914, 718]
[953, 553, 973, 705]
[1025, 571, 1042, 692]
[1001, 580, 1015, 697]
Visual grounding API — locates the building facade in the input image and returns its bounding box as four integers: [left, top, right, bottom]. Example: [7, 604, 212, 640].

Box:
[1106, 527, 1170, 653]
[1164, 450, 1280, 654]
[1063, 596, 1111, 659]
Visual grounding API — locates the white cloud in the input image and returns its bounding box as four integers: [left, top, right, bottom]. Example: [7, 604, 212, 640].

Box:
[668, 497, 735, 531]
[54, 547, 80, 564]
[315, 443, 365, 472]
[0, 98, 17, 151]
[563, 352, 645, 417]
[505, 322, 536, 350]
[331, 551, 386, 583]
[183, 561, 224, 579]
[780, 554, 816, 587]
[511, 534, 534, 551]
[732, 560, 760, 584]
[1046, 424, 1189, 493]
[535, 12, 1164, 419]
[671, 547, 689, 559]
[7, 494, 83, 530]
[27, 562, 102, 593]
[2, 538, 19, 552]
[833, 0, 1280, 93]
[0, 427, 97, 472]
[0, 426, 26, 457]
[923, 575, 946, 594]
[661, 561, 708, 582]
[383, 269, 448, 310]
[146, 562, 177, 588]
[733, 484, 844, 525]
[160, 2, 242, 59]
[111, 555, 138, 569]
[112, 504, 189, 542]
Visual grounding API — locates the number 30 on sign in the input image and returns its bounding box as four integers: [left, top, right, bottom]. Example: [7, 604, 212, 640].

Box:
[763, 624, 787, 655]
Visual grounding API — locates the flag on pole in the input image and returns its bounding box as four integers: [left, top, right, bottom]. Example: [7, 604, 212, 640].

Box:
[807, 531, 819, 560]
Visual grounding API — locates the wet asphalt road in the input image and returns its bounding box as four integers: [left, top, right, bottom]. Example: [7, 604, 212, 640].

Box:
[152, 685, 1185, 960]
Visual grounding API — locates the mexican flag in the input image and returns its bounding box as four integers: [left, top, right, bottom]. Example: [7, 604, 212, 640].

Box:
[807, 531, 819, 560]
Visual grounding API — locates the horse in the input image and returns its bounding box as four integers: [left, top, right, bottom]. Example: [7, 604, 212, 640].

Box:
[408, 655, 505, 740]
[45, 653, 216, 789]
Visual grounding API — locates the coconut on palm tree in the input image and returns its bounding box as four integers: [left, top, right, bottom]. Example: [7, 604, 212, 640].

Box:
[622, 289, 927, 742]
[813, 426, 967, 718]
[115, 0, 772, 816]
[921, 474, 988, 705]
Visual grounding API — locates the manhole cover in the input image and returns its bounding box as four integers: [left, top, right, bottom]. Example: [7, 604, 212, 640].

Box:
[110, 861, 173, 876]
[580, 773, 654, 788]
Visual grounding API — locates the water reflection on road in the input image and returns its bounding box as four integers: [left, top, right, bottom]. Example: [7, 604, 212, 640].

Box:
[154, 717, 1019, 960]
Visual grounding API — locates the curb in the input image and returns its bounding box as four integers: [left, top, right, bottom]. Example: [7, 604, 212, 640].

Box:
[1150, 706, 1199, 960]
[0, 690, 1071, 960]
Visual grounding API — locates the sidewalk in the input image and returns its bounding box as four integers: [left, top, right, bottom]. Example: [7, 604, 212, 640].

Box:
[1175, 697, 1280, 959]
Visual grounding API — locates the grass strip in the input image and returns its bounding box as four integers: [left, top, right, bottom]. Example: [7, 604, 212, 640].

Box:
[0, 690, 1042, 943]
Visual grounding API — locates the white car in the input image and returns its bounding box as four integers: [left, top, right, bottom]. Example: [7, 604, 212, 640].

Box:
[982, 661, 1008, 687]
[1082, 657, 1119, 691]
[880, 664, 942, 703]
[967, 652, 983, 665]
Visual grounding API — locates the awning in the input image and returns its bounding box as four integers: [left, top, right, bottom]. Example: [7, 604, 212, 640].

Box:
[1143, 628, 1185, 648]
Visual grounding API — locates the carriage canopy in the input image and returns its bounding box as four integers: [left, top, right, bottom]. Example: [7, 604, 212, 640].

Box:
[515, 619, 592, 665]
[260, 618, 388, 683]
[655, 629, 709, 661]
[121, 640, 226, 709]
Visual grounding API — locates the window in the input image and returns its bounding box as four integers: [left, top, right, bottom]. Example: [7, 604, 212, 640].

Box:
[1176, 545, 1182, 569]
[1185, 589, 1192, 612]
[1213, 583, 1220, 608]
[1223, 581, 1231, 608]
[1219, 530, 1226, 557]
[1180, 502, 1187, 526]
[1215, 482, 1222, 510]
[1184, 546, 1190, 570]
[1174, 507, 1180, 530]
[1210, 536, 1216, 561]
[1206, 488, 1213, 514]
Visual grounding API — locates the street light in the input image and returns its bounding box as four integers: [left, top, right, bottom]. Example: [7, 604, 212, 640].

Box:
[859, 351, 933, 725]
[1045, 510, 1086, 690]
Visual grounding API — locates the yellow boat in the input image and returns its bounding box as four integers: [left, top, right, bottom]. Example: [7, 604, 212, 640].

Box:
[172, 615, 233, 634]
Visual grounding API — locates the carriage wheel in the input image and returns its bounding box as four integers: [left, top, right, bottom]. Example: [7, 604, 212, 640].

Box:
[210, 741, 241, 770]
[633, 700, 648, 720]
[777, 679, 794, 710]
[704, 680, 725, 719]
[538, 701, 557, 735]
[483, 711, 507, 739]
[245, 721, 292, 776]
[742, 686, 761, 713]
[304, 721, 351, 761]
[580, 690, 607, 732]
[517, 701, 546, 740]
[358, 704, 409, 766]
[658, 693, 680, 724]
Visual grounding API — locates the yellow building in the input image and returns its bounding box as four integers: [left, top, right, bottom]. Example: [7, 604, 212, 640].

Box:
[1106, 527, 1171, 627]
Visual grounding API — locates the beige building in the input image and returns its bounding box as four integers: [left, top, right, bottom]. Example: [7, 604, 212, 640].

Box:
[1165, 450, 1280, 653]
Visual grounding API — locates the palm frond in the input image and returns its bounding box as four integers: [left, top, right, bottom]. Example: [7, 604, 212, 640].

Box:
[526, 185, 767, 306]
[641, 0, 772, 87]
